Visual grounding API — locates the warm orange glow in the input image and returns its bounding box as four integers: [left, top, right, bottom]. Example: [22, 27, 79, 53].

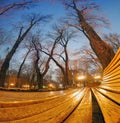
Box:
[48, 84, 53, 87]
[94, 75, 101, 79]
[10, 83, 14, 86]
[78, 75, 86, 80]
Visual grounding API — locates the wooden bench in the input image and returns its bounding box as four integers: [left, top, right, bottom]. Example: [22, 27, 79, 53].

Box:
[64, 88, 92, 123]
[92, 48, 120, 123]
[0, 88, 92, 123]
[0, 48, 119, 123]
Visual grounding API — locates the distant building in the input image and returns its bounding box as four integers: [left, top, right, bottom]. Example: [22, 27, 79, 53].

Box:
[5, 75, 29, 89]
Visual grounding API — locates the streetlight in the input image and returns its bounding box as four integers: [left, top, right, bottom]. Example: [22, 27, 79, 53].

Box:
[78, 75, 86, 80]
[94, 75, 101, 79]
[77, 74, 86, 87]
[94, 74, 102, 84]
[9, 83, 15, 88]
[48, 83, 56, 91]
[10, 83, 14, 86]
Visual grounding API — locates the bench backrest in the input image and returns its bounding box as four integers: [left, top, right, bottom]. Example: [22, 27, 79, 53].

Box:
[92, 48, 120, 123]
[100, 48, 120, 92]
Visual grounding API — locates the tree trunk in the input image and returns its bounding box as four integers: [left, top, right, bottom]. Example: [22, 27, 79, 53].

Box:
[30, 72, 35, 89]
[16, 49, 30, 88]
[34, 61, 43, 89]
[37, 74, 43, 89]
[73, 1, 115, 69]
[65, 47, 69, 86]
[32, 40, 43, 89]
[81, 21, 115, 69]
[0, 60, 9, 87]
[0, 25, 32, 87]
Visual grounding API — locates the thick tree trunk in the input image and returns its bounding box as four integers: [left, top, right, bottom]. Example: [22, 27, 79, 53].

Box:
[37, 74, 43, 89]
[34, 63, 43, 89]
[73, 1, 115, 69]
[81, 21, 115, 69]
[30, 72, 35, 89]
[0, 60, 9, 87]
[32, 40, 43, 89]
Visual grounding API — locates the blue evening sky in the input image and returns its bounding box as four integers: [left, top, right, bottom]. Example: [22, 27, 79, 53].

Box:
[0, 0, 120, 52]
[95, 0, 120, 34]
[1, 0, 120, 34]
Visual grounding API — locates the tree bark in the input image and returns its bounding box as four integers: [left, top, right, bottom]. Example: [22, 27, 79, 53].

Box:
[72, 1, 115, 69]
[81, 21, 115, 69]
[16, 49, 30, 88]
[64, 46, 69, 86]
[0, 19, 38, 87]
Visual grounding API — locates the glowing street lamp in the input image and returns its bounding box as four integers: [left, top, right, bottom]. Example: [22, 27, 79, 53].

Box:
[48, 83, 53, 87]
[94, 74, 102, 84]
[77, 74, 86, 87]
[10, 83, 14, 86]
[59, 84, 63, 88]
[94, 75, 101, 79]
[78, 75, 86, 80]
[48, 83, 56, 90]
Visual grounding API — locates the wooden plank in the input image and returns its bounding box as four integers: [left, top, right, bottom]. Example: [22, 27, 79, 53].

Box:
[104, 48, 120, 74]
[95, 88, 120, 104]
[98, 86, 120, 93]
[16, 89, 86, 123]
[92, 89, 120, 123]
[103, 75, 120, 83]
[0, 89, 87, 123]
[104, 60, 120, 75]
[101, 80, 120, 84]
[104, 61, 120, 75]
[0, 89, 84, 122]
[103, 67, 120, 80]
[64, 88, 92, 123]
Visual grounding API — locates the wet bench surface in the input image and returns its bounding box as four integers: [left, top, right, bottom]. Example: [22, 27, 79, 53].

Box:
[92, 48, 120, 123]
[0, 48, 120, 123]
[0, 88, 92, 123]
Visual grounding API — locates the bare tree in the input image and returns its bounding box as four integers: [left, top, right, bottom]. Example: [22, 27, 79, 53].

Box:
[0, 0, 41, 16]
[71, 48, 103, 73]
[29, 31, 58, 89]
[41, 26, 75, 87]
[0, 14, 50, 87]
[17, 46, 32, 78]
[0, 31, 11, 49]
[57, 28, 75, 86]
[31, 36, 42, 89]
[82, 48, 103, 71]
[62, 0, 115, 69]
[16, 43, 33, 87]
[103, 33, 120, 53]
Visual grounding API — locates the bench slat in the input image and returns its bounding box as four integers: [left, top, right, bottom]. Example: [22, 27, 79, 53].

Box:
[92, 89, 120, 123]
[0, 89, 83, 122]
[0, 89, 87, 123]
[95, 88, 120, 104]
[98, 86, 120, 93]
[104, 48, 120, 74]
[64, 88, 92, 123]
